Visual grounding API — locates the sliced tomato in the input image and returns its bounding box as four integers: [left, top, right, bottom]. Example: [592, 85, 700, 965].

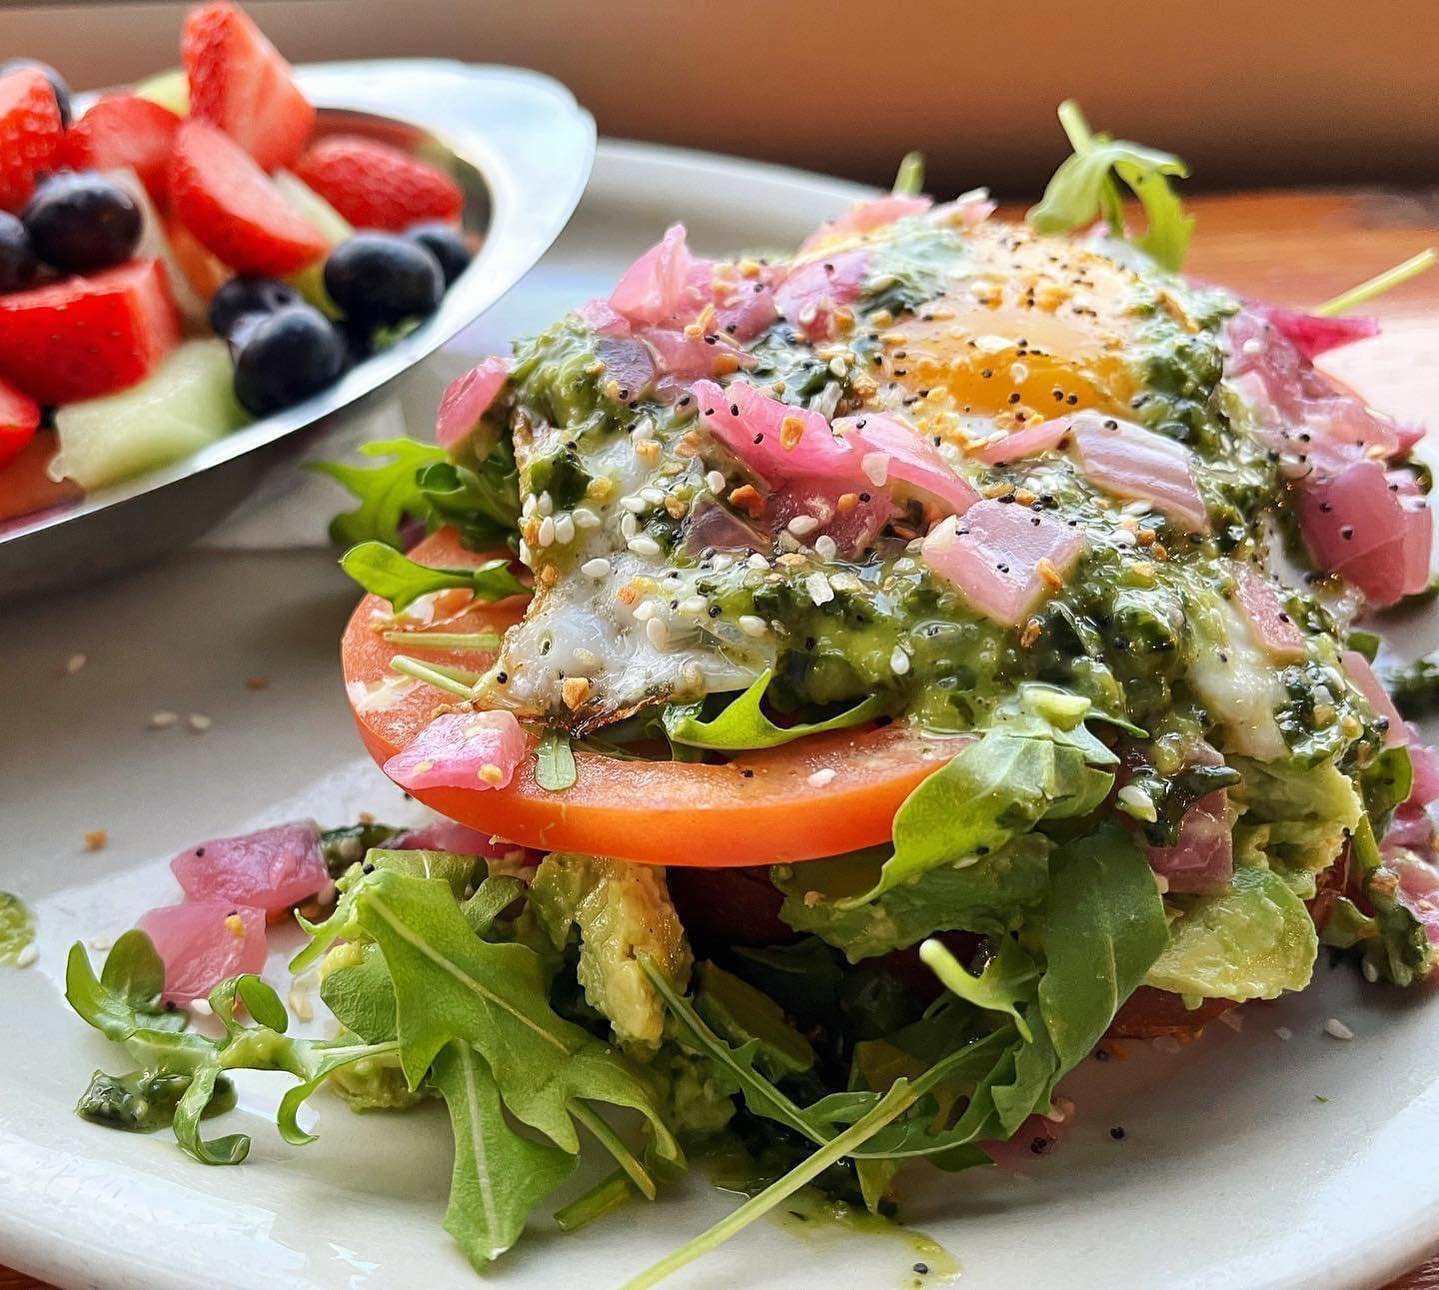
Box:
[342, 528, 965, 866]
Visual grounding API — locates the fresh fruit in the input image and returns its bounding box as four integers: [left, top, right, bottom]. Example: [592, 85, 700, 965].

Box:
[22, 172, 142, 274]
[63, 95, 182, 206]
[323, 233, 443, 325]
[168, 120, 329, 276]
[0, 212, 37, 292]
[0, 259, 181, 406]
[133, 67, 190, 117]
[0, 68, 63, 213]
[50, 339, 246, 490]
[407, 221, 472, 285]
[104, 168, 208, 329]
[163, 212, 230, 302]
[0, 58, 72, 127]
[271, 169, 351, 315]
[231, 303, 345, 415]
[0, 429, 80, 521]
[0, 375, 41, 471]
[208, 274, 303, 338]
[182, 1, 314, 172]
[293, 135, 463, 232]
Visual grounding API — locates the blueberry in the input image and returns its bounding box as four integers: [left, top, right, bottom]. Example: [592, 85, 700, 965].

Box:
[406, 222, 472, 286]
[209, 275, 304, 339]
[0, 59, 72, 127]
[232, 304, 347, 417]
[23, 172, 141, 274]
[0, 212, 37, 294]
[323, 233, 444, 326]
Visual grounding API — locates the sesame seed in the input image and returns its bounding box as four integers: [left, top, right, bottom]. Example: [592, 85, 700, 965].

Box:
[738, 614, 768, 637]
[827, 355, 848, 378]
[581, 557, 612, 578]
[188, 713, 212, 733]
[679, 595, 707, 614]
[1324, 1017, 1354, 1041]
[1242, 337, 1264, 356]
[1151, 1035, 1182, 1055]
[706, 469, 726, 493]
[628, 535, 662, 557]
[787, 515, 820, 537]
[14, 944, 38, 969]
[537, 515, 556, 547]
[620, 512, 638, 540]
[554, 514, 575, 544]
[808, 768, 837, 788]
[747, 553, 770, 570]
[517, 538, 533, 566]
[1274, 1026, 1293, 1041]
[1117, 784, 1158, 822]
[288, 989, 314, 1023]
[645, 616, 670, 648]
[814, 534, 838, 561]
[711, 553, 735, 570]
[620, 495, 647, 514]
[65, 652, 87, 675]
[806, 572, 834, 605]
[1362, 958, 1379, 983]
[861, 452, 890, 486]
[537, 491, 554, 517]
[572, 506, 601, 529]
[190, 997, 213, 1016]
[890, 645, 910, 675]
[147, 710, 179, 730]
[633, 600, 657, 622]
[641, 486, 666, 505]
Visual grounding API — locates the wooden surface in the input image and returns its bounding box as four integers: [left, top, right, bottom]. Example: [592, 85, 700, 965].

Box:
[4, 187, 1438, 1290]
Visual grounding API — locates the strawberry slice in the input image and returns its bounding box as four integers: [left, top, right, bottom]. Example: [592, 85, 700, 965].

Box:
[0, 259, 181, 406]
[169, 120, 328, 277]
[63, 95, 182, 207]
[182, 0, 315, 172]
[0, 375, 41, 471]
[0, 68, 63, 213]
[292, 135, 463, 232]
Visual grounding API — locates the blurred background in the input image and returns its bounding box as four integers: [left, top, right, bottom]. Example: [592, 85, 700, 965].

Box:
[5, 0, 1439, 197]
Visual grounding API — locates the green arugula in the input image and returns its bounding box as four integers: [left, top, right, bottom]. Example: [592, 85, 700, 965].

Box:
[891, 151, 925, 197]
[316, 437, 521, 552]
[315, 438, 446, 547]
[662, 669, 888, 752]
[340, 540, 527, 612]
[919, 937, 1039, 1040]
[1028, 100, 1194, 272]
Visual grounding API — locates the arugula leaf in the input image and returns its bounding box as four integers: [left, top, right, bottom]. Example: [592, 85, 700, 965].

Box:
[693, 962, 815, 1079]
[834, 694, 1114, 908]
[418, 453, 522, 551]
[429, 1042, 576, 1267]
[315, 438, 446, 547]
[662, 669, 888, 752]
[65, 930, 184, 1040]
[1028, 100, 1194, 272]
[340, 541, 527, 613]
[536, 728, 577, 790]
[1037, 823, 1168, 1074]
[349, 869, 681, 1166]
[775, 834, 1052, 961]
[919, 937, 1038, 1041]
[1344, 817, 1433, 986]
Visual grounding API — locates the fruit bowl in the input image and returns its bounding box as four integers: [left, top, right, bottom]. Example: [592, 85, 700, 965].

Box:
[0, 58, 594, 598]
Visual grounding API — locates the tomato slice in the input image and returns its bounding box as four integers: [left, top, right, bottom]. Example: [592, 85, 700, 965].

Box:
[342, 528, 965, 866]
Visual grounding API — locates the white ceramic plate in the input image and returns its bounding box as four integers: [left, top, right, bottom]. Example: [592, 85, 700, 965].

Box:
[2, 142, 1436, 1290]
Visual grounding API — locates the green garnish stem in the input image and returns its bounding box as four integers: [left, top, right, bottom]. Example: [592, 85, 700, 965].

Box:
[620, 1080, 920, 1290]
[380, 630, 502, 651]
[570, 1101, 657, 1200]
[1315, 248, 1437, 317]
[553, 1170, 635, 1233]
[389, 655, 478, 698]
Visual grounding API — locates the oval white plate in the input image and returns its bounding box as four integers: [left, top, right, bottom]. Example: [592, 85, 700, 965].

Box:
[0, 142, 1435, 1290]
